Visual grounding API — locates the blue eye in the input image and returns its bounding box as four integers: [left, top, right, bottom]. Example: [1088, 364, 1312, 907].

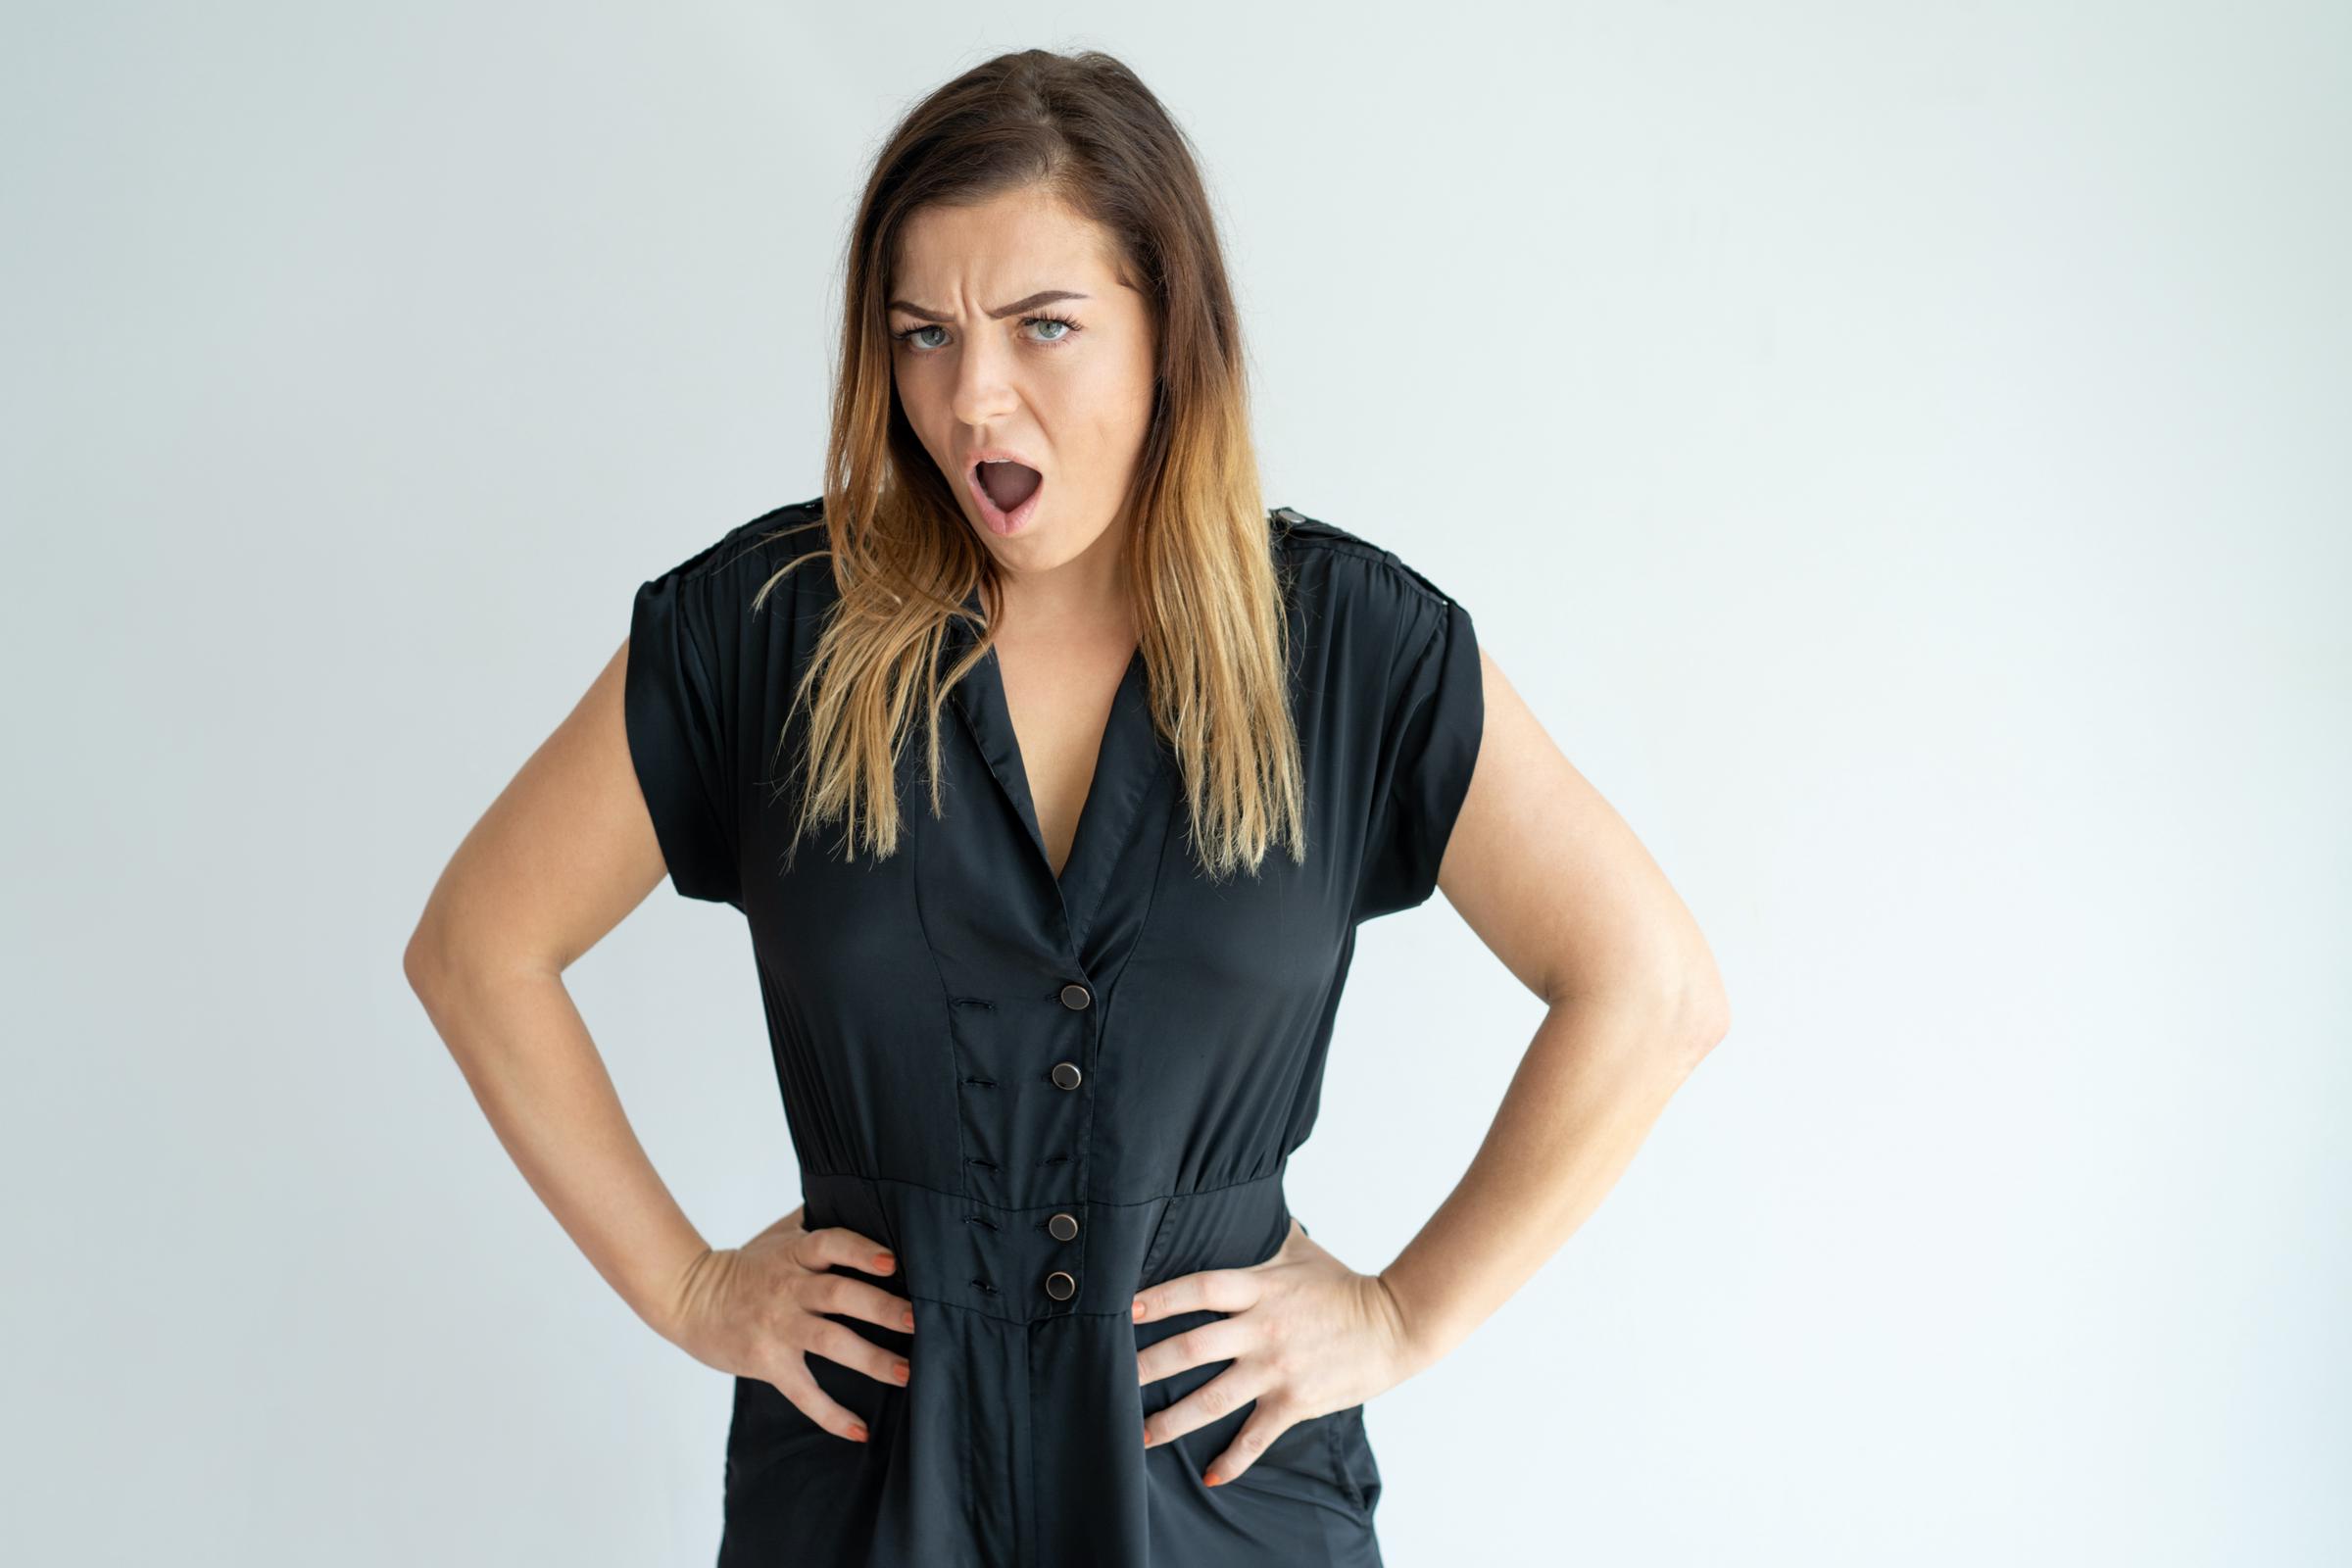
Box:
[890, 313, 1083, 352]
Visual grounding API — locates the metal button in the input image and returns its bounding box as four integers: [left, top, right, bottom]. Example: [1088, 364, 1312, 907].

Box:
[1048, 1211, 1079, 1242]
[1045, 1270, 1077, 1301]
[1050, 1061, 1083, 1091]
[1059, 982, 1092, 1010]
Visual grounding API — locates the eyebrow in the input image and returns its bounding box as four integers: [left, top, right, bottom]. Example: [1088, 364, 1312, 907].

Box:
[885, 289, 1091, 322]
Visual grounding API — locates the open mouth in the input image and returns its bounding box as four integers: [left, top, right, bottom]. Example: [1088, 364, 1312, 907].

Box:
[968, 458, 1045, 534]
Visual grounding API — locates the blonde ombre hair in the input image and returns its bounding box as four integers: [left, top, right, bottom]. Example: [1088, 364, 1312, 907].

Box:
[756, 49, 1305, 882]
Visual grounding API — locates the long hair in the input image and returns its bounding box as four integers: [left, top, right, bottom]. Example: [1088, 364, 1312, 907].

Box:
[766, 47, 1303, 882]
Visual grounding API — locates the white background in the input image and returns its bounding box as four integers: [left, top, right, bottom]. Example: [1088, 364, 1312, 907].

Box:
[5, 3, 2345, 1562]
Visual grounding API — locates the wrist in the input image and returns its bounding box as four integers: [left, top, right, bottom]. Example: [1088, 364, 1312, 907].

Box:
[1371, 1268, 1452, 1378]
[637, 1241, 716, 1350]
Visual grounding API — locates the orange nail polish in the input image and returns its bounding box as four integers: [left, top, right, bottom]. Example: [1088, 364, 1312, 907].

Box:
[850, 1422, 870, 1443]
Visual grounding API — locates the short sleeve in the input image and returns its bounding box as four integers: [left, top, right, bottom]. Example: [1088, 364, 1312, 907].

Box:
[1353, 580, 1485, 923]
[623, 510, 811, 908]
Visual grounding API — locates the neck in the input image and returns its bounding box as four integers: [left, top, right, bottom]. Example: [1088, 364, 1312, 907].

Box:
[992, 509, 1135, 646]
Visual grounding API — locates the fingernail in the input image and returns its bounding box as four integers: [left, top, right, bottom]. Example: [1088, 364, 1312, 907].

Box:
[1203, 1468, 1224, 1487]
[894, 1361, 910, 1384]
[1130, 1298, 1144, 1320]
[903, 1308, 916, 1330]
[849, 1422, 869, 1443]
[873, 1252, 896, 1272]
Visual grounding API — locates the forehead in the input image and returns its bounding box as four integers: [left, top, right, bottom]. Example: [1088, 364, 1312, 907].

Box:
[891, 187, 1120, 298]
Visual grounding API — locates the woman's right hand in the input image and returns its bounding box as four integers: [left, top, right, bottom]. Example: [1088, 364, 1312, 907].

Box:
[664, 1203, 913, 1443]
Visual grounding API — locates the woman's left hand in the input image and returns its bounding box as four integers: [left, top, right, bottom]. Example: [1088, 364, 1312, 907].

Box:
[1132, 1217, 1423, 1488]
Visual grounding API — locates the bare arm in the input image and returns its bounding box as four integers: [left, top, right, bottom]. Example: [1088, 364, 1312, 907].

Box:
[1377, 648, 1733, 1372]
[401, 639, 710, 1341]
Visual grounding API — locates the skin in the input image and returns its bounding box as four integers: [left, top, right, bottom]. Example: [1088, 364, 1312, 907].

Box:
[886, 183, 1163, 876]
[402, 181, 1731, 1493]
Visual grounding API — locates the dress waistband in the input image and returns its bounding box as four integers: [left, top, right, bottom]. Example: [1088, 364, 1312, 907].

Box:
[800, 1164, 1295, 1327]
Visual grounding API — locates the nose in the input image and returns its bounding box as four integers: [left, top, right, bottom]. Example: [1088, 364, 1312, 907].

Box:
[948, 332, 1020, 428]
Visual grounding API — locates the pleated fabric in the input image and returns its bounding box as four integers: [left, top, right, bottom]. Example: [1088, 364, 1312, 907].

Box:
[623, 497, 1483, 1568]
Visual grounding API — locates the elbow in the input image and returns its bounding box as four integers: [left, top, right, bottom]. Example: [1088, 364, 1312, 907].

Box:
[1543, 960, 1730, 1075]
[402, 934, 440, 1009]
[403, 915, 490, 1071]
[403, 909, 459, 1008]
[1579, 952, 1726, 1076]
[1666, 964, 1732, 1068]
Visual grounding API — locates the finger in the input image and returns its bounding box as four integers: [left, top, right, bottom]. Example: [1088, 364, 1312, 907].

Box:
[1203, 1405, 1297, 1488]
[812, 1273, 919, 1334]
[799, 1225, 898, 1275]
[1142, 1365, 1272, 1450]
[1132, 1267, 1256, 1326]
[807, 1317, 912, 1390]
[1135, 1317, 1253, 1388]
[768, 1360, 873, 1444]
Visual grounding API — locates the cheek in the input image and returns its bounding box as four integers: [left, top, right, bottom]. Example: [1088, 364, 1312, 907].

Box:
[1067, 359, 1154, 444]
[1089, 378, 1155, 458]
[1102, 350, 1157, 431]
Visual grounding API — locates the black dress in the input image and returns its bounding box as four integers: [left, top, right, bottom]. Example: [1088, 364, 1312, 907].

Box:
[623, 497, 1483, 1568]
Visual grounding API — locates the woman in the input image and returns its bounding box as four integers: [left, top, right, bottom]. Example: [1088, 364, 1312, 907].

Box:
[406, 47, 1729, 1568]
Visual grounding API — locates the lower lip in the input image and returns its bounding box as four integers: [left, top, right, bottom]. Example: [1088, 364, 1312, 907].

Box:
[967, 466, 1045, 536]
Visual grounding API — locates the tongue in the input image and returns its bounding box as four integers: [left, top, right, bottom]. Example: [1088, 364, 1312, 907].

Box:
[979, 462, 1043, 513]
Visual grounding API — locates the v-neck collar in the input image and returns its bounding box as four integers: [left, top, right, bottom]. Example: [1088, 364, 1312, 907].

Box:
[940, 583, 1165, 952]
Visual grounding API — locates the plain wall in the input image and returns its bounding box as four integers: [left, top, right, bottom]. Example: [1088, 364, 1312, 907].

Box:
[4, 2, 2345, 1562]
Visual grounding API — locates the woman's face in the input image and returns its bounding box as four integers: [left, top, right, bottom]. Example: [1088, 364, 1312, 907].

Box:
[888, 185, 1158, 576]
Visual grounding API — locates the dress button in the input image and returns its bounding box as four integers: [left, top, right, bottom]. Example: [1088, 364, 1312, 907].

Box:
[1048, 1211, 1079, 1242]
[1045, 1270, 1077, 1301]
[1059, 982, 1092, 1010]
[1050, 1061, 1083, 1091]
